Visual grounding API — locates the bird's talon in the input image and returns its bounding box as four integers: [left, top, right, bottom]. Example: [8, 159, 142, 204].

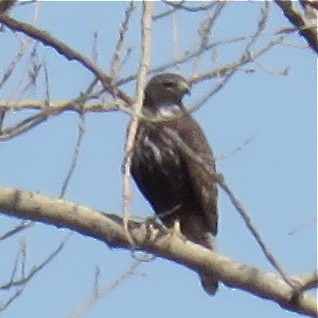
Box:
[167, 219, 186, 241]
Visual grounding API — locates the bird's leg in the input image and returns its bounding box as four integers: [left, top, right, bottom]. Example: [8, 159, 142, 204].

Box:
[168, 218, 186, 242]
[168, 212, 186, 241]
[141, 217, 160, 241]
[172, 218, 181, 235]
[157, 205, 187, 241]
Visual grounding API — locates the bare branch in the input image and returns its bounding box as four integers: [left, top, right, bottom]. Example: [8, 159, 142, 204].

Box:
[0, 0, 16, 14]
[275, 0, 317, 53]
[0, 287, 24, 311]
[1, 235, 68, 291]
[0, 77, 107, 142]
[217, 135, 255, 161]
[122, 0, 153, 246]
[0, 3, 314, 316]
[59, 115, 86, 198]
[163, 1, 220, 13]
[68, 260, 142, 318]
[0, 234, 68, 312]
[59, 79, 99, 198]
[0, 187, 316, 317]
[0, 35, 31, 90]
[288, 215, 317, 235]
[216, 174, 297, 288]
[188, 33, 287, 113]
[110, 1, 135, 80]
[153, 2, 178, 21]
[0, 221, 32, 241]
[293, 271, 318, 292]
[0, 99, 122, 113]
[0, 14, 133, 105]
[162, 127, 296, 289]
[0, 110, 53, 141]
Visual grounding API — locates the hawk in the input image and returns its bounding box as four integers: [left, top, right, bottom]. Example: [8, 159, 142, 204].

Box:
[131, 73, 218, 295]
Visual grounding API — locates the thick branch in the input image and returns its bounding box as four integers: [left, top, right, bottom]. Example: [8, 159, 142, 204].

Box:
[275, 0, 317, 53]
[0, 187, 316, 317]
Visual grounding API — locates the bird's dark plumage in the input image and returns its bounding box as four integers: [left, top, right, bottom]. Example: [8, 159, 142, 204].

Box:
[131, 73, 218, 295]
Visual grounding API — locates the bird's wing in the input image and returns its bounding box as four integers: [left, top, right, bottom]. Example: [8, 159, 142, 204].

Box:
[164, 115, 218, 235]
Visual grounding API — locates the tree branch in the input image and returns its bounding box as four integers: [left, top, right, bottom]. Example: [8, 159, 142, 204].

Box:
[0, 187, 316, 317]
[0, 14, 133, 104]
[275, 0, 317, 53]
[122, 0, 153, 245]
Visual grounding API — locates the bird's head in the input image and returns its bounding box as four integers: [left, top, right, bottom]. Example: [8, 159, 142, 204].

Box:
[143, 73, 191, 111]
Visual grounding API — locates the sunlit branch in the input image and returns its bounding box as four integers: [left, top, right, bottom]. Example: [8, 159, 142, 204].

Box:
[0, 187, 316, 317]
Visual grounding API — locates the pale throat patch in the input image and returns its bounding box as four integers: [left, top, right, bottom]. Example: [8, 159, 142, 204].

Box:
[157, 103, 181, 118]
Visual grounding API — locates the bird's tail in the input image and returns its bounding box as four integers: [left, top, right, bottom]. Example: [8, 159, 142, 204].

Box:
[179, 216, 219, 296]
[191, 231, 219, 296]
[200, 272, 218, 295]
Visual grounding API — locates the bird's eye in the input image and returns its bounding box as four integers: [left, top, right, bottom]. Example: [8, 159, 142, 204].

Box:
[163, 82, 174, 88]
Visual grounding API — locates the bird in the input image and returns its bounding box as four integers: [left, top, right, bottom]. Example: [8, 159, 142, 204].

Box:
[131, 73, 218, 295]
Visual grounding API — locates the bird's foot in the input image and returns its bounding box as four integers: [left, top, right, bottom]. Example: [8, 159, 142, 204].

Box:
[141, 217, 163, 241]
[167, 219, 186, 242]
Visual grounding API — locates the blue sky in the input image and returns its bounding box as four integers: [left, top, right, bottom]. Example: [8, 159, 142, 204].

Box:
[0, 1, 316, 318]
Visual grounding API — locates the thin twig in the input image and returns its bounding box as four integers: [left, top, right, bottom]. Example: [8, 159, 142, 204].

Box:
[246, 1, 270, 51]
[216, 174, 298, 289]
[0, 111, 53, 141]
[217, 135, 255, 161]
[163, 0, 218, 13]
[110, 1, 135, 81]
[198, 2, 226, 49]
[1, 235, 69, 311]
[188, 34, 287, 114]
[116, 25, 290, 88]
[1, 235, 69, 290]
[0, 14, 133, 105]
[68, 260, 142, 318]
[0, 76, 102, 142]
[59, 79, 100, 197]
[122, 0, 153, 247]
[0, 35, 32, 90]
[0, 221, 32, 241]
[59, 115, 86, 198]
[288, 215, 317, 236]
[163, 127, 296, 288]
[0, 99, 121, 112]
[92, 30, 99, 64]
[0, 287, 24, 311]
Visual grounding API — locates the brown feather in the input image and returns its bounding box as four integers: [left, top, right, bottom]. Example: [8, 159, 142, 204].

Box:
[131, 73, 218, 295]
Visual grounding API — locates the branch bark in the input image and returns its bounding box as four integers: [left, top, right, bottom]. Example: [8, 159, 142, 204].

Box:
[275, 0, 317, 53]
[0, 187, 316, 317]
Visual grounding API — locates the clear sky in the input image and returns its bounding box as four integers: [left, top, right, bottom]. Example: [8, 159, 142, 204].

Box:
[0, 1, 316, 318]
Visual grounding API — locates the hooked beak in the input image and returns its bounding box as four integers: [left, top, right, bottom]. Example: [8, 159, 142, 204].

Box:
[178, 79, 191, 96]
